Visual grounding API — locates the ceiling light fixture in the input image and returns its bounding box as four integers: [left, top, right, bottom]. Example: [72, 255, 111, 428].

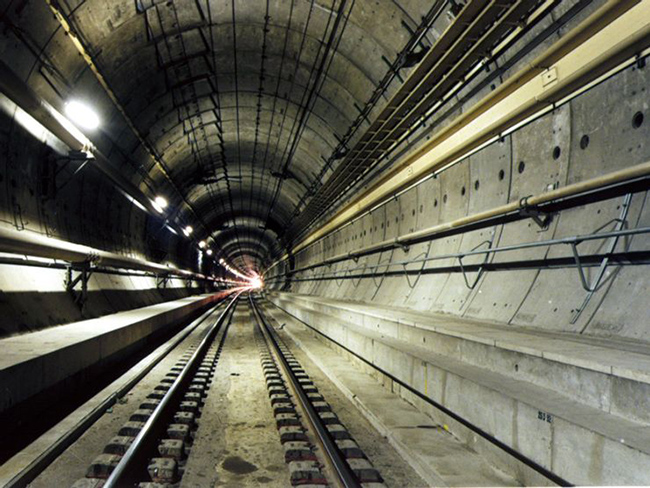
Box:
[198, 240, 206, 249]
[65, 100, 100, 130]
[153, 196, 168, 213]
[183, 225, 193, 237]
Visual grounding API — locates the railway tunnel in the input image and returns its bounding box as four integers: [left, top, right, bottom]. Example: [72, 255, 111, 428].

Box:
[1, 0, 650, 486]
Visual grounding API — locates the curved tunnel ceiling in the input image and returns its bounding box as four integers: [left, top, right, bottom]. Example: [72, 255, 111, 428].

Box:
[4, 0, 439, 271]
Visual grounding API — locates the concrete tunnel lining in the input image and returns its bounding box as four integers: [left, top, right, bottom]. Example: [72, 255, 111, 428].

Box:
[1, 0, 650, 486]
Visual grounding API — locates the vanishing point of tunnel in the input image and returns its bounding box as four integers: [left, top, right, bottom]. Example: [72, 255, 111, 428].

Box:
[1, 1, 650, 487]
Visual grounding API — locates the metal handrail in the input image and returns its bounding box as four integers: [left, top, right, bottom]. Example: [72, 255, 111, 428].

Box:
[268, 225, 650, 282]
[0, 225, 213, 282]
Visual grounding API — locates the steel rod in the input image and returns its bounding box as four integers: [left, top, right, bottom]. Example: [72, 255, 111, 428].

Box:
[267, 171, 650, 279]
[273, 225, 650, 279]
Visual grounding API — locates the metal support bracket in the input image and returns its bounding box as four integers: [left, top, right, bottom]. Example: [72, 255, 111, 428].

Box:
[334, 268, 348, 288]
[403, 250, 429, 289]
[351, 264, 366, 288]
[400, 244, 410, 253]
[572, 193, 632, 326]
[60, 150, 93, 181]
[157, 273, 170, 289]
[66, 263, 93, 310]
[458, 239, 494, 290]
[518, 199, 553, 229]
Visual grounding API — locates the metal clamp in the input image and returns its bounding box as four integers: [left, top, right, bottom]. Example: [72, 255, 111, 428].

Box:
[519, 197, 553, 229]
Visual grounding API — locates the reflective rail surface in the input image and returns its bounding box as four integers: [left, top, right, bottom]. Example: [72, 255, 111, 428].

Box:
[103, 293, 240, 488]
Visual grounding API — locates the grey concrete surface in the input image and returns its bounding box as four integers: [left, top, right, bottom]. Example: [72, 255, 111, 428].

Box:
[268, 293, 650, 486]
[261, 301, 519, 487]
[1, 0, 649, 485]
[0, 293, 218, 416]
[262, 307, 428, 488]
[0, 258, 199, 336]
[182, 305, 290, 487]
[185, 301, 427, 487]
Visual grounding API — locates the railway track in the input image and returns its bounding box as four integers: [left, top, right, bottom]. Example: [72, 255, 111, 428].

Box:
[7, 292, 400, 488]
[70, 293, 240, 488]
[250, 296, 385, 488]
[9, 293, 469, 487]
[7, 291, 554, 487]
[65, 294, 389, 487]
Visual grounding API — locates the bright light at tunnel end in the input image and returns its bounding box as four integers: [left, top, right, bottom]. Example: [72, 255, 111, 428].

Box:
[249, 276, 263, 289]
[217, 257, 263, 290]
[65, 100, 100, 130]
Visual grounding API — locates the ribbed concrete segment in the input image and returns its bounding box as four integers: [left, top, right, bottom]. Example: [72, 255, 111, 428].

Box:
[1, 1, 650, 485]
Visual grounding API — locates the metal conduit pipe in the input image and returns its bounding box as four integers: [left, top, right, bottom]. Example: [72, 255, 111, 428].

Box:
[0, 225, 211, 280]
[267, 159, 650, 278]
[0, 60, 159, 216]
[285, 0, 650, 257]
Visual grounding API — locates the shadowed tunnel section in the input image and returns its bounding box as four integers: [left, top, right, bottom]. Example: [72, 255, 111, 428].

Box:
[0, 0, 435, 275]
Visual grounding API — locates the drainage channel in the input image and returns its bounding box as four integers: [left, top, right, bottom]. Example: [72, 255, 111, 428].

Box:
[250, 295, 385, 488]
[71, 293, 240, 488]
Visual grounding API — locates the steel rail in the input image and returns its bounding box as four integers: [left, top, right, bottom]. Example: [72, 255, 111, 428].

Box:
[1, 298, 228, 488]
[250, 296, 360, 488]
[265, 298, 573, 487]
[104, 293, 241, 488]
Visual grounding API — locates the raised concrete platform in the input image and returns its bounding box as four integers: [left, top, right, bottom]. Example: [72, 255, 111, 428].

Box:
[261, 302, 525, 487]
[268, 292, 650, 486]
[0, 293, 219, 416]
